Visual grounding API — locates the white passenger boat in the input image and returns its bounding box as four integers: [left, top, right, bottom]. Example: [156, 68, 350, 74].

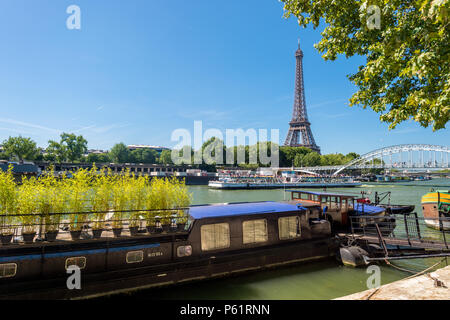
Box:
[208, 176, 362, 190]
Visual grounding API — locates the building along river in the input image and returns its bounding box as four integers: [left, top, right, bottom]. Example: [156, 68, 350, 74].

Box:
[109, 178, 450, 300]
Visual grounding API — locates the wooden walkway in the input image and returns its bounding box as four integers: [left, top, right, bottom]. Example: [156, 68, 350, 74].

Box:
[339, 233, 450, 250]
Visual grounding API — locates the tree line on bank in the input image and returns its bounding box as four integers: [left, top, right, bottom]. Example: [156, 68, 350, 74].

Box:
[0, 135, 360, 168]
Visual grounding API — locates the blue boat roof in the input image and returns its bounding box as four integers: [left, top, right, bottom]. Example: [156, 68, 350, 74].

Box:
[0, 162, 39, 174]
[353, 204, 386, 215]
[189, 201, 304, 219]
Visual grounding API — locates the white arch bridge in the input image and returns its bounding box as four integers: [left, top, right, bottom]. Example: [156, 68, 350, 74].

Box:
[287, 144, 450, 175]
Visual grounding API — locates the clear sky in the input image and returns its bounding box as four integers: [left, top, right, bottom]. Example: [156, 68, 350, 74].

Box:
[0, 0, 448, 155]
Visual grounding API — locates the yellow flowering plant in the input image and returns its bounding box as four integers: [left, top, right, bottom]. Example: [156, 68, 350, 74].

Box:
[0, 165, 17, 236]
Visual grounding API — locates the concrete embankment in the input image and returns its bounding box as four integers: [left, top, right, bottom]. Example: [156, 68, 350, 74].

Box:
[336, 265, 450, 300]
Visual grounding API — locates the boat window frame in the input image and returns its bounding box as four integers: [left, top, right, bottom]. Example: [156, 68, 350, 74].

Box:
[200, 222, 231, 251]
[0, 263, 17, 278]
[65, 256, 86, 270]
[242, 219, 268, 245]
[300, 193, 310, 201]
[126, 250, 144, 264]
[278, 215, 302, 240]
[177, 245, 193, 257]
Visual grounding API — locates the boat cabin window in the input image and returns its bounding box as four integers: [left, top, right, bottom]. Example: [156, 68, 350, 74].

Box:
[300, 193, 310, 200]
[312, 195, 319, 202]
[126, 251, 144, 264]
[348, 199, 354, 209]
[201, 223, 230, 251]
[321, 196, 328, 204]
[242, 219, 268, 244]
[65, 257, 86, 270]
[278, 216, 301, 240]
[0, 263, 17, 278]
[330, 196, 341, 209]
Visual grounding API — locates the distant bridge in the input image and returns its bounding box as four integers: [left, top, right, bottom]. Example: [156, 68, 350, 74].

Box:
[279, 144, 450, 175]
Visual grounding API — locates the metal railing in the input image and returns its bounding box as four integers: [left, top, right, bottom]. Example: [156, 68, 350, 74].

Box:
[349, 213, 450, 250]
[0, 208, 192, 246]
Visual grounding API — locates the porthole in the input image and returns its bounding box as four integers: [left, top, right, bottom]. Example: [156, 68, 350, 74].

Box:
[177, 245, 192, 257]
[126, 251, 144, 264]
[0, 263, 17, 278]
[65, 257, 86, 270]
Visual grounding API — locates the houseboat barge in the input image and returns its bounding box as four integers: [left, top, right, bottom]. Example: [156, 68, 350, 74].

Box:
[0, 202, 335, 300]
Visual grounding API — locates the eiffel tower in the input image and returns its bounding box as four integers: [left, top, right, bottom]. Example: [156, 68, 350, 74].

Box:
[284, 40, 321, 154]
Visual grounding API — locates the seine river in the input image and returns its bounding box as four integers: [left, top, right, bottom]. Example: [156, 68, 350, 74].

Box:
[121, 178, 450, 300]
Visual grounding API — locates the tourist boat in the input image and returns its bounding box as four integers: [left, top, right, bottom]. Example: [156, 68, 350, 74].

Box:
[421, 190, 450, 230]
[208, 176, 362, 190]
[0, 202, 335, 300]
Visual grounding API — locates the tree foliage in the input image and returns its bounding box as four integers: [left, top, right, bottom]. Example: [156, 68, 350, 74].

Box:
[282, 0, 449, 130]
[159, 150, 173, 165]
[46, 133, 88, 162]
[2, 136, 39, 161]
[109, 143, 130, 163]
[301, 152, 322, 166]
[129, 148, 158, 164]
[86, 153, 111, 164]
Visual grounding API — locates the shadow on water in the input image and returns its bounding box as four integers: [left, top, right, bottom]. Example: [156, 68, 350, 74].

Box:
[102, 258, 410, 300]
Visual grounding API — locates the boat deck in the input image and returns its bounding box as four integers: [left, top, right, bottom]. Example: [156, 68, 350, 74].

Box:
[339, 233, 450, 251]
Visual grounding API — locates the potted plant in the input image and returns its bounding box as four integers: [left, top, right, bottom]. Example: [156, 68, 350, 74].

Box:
[173, 178, 192, 232]
[127, 173, 147, 236]
[17, 177, 39, 244]
[67, 169, 92, 241]
[0, 165, 17, 245]
[37, 170, 64, 242]
[111, 170, 132, 238]
[91, 167, 112, 239]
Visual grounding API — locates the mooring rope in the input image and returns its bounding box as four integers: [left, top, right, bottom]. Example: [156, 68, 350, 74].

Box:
[364, 258, 448, 300]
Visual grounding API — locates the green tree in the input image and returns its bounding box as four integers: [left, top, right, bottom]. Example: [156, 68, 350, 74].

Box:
[293, 153, 304, 167]
[345, 152, 360, 162]
[2, 136, 39, 161]
[109, 143, 130, 163]
[201, 137, 226, 165]
[61, 133, 88, 162]
[302, 152, 321, 167]
[159, 149, 173, 165]
[320, 153, 346, 166]
[46, 133, 88, 162]
[279, 146, 312, 167]
[86, 153, 111, 163]
[46, 140, 66, 162]
[282, 0, 449, 130]
[129, 148, 158, 164]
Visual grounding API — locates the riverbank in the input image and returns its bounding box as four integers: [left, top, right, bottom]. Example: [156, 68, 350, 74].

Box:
[335, 265, 450, 300]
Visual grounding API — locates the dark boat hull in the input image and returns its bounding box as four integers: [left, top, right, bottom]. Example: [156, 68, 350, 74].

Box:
[0, 238, 336, 300]
[378, 204, 415, 215]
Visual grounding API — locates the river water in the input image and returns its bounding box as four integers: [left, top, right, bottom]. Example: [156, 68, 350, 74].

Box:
[127, 178, 450, 300]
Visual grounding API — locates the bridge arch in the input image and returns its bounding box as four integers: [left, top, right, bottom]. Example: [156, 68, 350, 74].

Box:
[332, 144, 450, 176]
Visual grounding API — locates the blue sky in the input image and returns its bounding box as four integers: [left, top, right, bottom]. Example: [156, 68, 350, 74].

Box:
[0, 0, 448, 155]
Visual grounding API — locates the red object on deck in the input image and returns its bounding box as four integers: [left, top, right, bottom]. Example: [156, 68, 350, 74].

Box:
[357, 198, 371, 204]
